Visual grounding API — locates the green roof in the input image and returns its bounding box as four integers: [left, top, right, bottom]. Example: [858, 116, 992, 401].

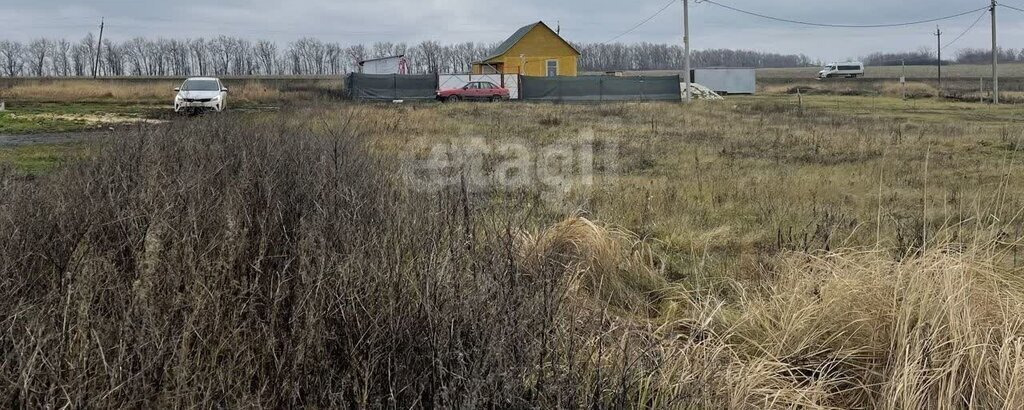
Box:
[477, 21, 581, 64]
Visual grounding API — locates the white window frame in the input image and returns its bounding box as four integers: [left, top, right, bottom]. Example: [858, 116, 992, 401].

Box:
[546, 59, 559, 77]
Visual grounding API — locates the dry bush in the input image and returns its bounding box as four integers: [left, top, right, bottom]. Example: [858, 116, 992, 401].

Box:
[0, 113, 698, 408]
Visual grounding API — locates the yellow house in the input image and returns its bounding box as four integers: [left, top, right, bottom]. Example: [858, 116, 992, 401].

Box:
[472, 21, 580, 77]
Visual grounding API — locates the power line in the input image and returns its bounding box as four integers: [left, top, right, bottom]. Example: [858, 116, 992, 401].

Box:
[1001, 3, 1024, 13]
[942, 10, 988, 50]
[603, 0, 677, 44]
[696, 0, 991, 28]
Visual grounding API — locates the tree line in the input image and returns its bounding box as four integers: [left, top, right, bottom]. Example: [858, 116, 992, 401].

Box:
[577, 43, 814, 71]
[863, 47, 1024, 66]
[0, 34, 824, 78]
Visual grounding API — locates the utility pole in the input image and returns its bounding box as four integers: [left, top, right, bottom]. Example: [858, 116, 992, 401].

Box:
[683, 0, 692, 102]
[901, 59, 907, 100]
[92, 18, 104, 78]
[935, 26, 942, 94]
[991, 0, 999, 104]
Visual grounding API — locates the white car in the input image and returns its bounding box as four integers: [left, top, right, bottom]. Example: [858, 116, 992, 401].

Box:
[174, 77, 228, 113]
[818, 62, 865, 79]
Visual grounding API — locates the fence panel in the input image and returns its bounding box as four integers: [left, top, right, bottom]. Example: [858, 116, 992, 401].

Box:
[345, 73, 438, 100]
[521, 75, 682, 102]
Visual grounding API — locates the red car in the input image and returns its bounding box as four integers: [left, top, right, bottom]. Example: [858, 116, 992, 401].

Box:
[437, 81, 510, 102]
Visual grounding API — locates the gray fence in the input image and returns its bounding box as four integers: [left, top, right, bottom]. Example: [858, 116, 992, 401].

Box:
[345, 73, 438, 100]
[520, 75, 682, 102]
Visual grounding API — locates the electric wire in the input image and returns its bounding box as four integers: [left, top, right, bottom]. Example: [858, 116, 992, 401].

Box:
[942, 10, 989, 50]
[1000, 3, 1024, 13]
[603, 0, 677, 44]
[696, 0, 991, 28]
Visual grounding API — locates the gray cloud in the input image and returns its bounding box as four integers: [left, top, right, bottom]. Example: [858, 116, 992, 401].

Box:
[3, 0, 1023, 61]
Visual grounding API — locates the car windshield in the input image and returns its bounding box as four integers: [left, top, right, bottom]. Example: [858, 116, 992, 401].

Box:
[182, 79, 220, 91]
[825, 65, 836, 70]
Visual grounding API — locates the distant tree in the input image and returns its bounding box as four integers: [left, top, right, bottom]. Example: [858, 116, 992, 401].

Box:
[27, 38, 50, 76]
[346, 44, 367, 72]
[955, 47, 1023, 65]
[103, 39, 125, 76]
[188, 38, 208, 76]
[573, 43, 811, 71]
[255, 40, 278, 75]
[53, 39, 71, 76]
[415, 41, 442, 73]
[862, 48, 937, 66]
[0, 40, 25, 76]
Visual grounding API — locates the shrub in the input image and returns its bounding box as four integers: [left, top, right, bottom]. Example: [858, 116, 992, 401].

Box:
[0, 113, 694, 408]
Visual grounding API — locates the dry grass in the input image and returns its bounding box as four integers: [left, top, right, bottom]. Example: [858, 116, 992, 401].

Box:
[3, 96, 1024, 407]
[761, 80, 946, 99]
[0, 114, 705, 408]
[757, 63, 1024, 80]
[516, 214, 668, 315]
[718, 242, 1024, 408]
[0, 78, 342, 104]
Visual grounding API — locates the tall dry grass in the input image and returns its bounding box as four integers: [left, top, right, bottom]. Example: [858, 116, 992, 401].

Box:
[0, 113, 696, 407]
[3, 108, 1024, 408]
[717, 243, 1024, 408]
[0, 78, 343, 104]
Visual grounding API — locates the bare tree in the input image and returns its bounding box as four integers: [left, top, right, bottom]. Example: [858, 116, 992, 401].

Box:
[346, 44, 367, 73]
[51, 39, 71, 76]
[255, 40, 278, 75]
[0, 41, 24, 77]
[27, 38, 51, 76]
[72, 33, 96, 77]
[414, 41, 442, 73]
[189, 38, 208, 76]
[102, 39, 125, 76]
[208, 36, 235, 75]
[0, 35, 824, 77]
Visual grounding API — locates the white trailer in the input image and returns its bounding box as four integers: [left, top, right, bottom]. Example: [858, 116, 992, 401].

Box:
[358, 55, 409, 75]
[690, 68, 756, 95]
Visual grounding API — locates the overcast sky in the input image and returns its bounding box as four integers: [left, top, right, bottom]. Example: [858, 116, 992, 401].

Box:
[3, 0, 1024, 61]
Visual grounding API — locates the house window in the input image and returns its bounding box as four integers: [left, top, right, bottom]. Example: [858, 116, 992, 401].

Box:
[546, 60, 558, 77]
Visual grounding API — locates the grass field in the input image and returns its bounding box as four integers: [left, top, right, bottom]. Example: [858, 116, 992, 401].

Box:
[757, 63, 1024, 79]
[3, 81, 1024, 407]
[0, 78, 338, 134]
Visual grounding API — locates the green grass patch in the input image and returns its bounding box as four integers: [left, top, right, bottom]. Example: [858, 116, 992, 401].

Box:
[10, 101, 164, 116]
[0, 143, 85, 174]
[0, 112, 97, 134]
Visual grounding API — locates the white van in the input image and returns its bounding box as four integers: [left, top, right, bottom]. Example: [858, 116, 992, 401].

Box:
[818, 62, 865, 79]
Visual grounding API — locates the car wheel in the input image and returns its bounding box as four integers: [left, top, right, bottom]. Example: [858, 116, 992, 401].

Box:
[447, 95, 460, 103]
[490, 95, 501, 102]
